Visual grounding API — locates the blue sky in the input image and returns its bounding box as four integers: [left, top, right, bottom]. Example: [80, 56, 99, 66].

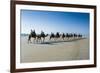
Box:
[21, 9, 89, 35]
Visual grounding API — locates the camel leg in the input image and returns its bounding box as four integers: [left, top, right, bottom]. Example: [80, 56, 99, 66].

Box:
[38, 38, 39, 43]
[28, 39, 30, 44]
[67, 37, 69, 41]
[28, 37, 30, 44]
[38, 37, 41, 43]
[63, 38, 64, 40]
[54, 38, 57, 42]
[43, 38, 45, 43]
[49, 36, 51, 40]
[28, 35, 31, 44]
[49, 37, 52, 43]
[33, 38, 36, 43]
[40, 38, 42, 43]
[36, 38, 38, 43]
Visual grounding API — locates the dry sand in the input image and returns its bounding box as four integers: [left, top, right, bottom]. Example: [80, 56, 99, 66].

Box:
[20, 36, 89, 63]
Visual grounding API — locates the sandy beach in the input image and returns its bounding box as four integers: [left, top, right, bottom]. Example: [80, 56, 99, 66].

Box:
[20, 35, 89, 63]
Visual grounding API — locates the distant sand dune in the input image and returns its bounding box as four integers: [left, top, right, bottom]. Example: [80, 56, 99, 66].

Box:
[20, 36, 89, 63]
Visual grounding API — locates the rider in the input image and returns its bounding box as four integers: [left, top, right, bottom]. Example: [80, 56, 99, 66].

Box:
[30, 29, 33, 34]
[30, 29, 36, 35]
[33, 29, 35, 33]
[41, 30, 44, 35]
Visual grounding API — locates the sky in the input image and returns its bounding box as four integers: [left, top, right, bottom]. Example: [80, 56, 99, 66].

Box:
[20, 9, 89, 35]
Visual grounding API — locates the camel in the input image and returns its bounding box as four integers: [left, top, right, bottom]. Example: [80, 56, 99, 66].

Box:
[37, 31, 48, 43]
[49, 32, 55, 40]
[78, 34, 82, 38]
[28, 30, 36, 43]
[49, 32, 60, 40]
[66, 33, 70, 39]
[73, 33, 77, 38]
[62, 33, 66, 40]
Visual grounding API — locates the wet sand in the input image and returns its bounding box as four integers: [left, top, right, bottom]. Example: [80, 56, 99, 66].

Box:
[20, 36, 89, 63]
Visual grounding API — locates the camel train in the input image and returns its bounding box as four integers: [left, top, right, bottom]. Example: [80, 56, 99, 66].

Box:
[28, 29, 83, 44]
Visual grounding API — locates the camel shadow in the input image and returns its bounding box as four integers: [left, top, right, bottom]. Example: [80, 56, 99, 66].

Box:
[40, 42, 55, 45]
[38, 38, 86, 45]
